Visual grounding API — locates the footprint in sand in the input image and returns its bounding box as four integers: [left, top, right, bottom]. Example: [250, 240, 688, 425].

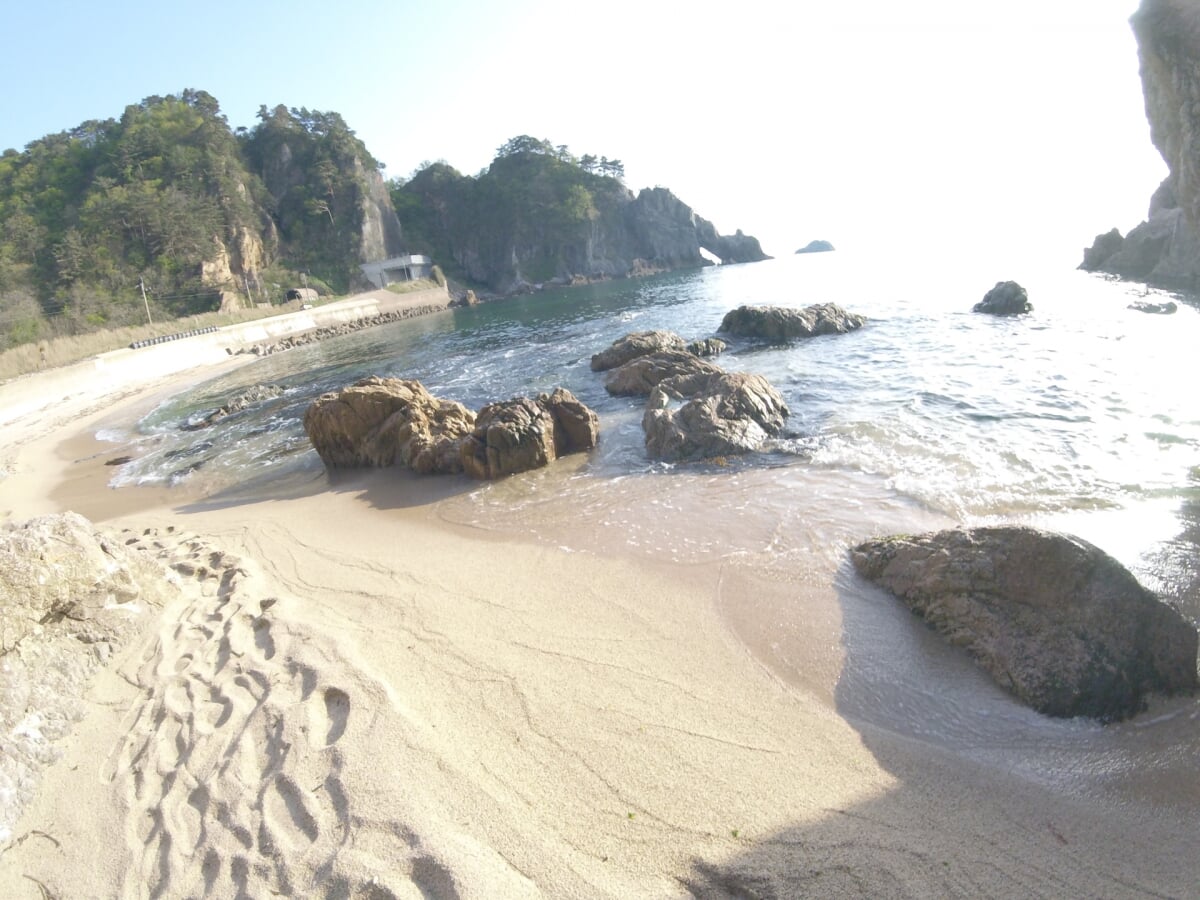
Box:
[260, 774, 319, 853]
[307, 686, 351, 747]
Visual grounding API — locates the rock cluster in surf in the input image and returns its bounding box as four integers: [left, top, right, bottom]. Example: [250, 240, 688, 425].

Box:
[302, 376, 598, 480]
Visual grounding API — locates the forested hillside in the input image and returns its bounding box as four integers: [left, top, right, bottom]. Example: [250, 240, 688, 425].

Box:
[0, 91, 403, 350]
[391, 136, 768, 293]
[0, 100, 767, 353]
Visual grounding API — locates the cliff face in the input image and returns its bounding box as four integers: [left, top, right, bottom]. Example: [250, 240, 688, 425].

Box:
[397, 163, 769, 294]
[1082, 0, 1200, 289]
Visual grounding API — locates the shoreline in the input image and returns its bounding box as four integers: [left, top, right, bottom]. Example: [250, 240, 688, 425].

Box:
[0, 354, 1197, 896]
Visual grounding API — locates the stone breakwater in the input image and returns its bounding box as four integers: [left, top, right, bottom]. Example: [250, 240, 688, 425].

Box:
[237, 304, 450, 357]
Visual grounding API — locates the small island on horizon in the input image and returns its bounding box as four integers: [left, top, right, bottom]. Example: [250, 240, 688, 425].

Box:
[795, 239, 835, 254]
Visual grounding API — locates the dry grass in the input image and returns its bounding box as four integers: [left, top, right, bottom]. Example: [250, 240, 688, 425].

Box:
[0, 305, 291, 382]
[385, 278, 441, 295]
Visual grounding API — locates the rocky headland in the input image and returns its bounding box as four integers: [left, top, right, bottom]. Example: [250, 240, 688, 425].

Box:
[1081, 0, 1200, 291]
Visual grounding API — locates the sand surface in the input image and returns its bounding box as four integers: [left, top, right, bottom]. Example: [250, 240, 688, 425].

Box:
[0, 351, 1196, 898]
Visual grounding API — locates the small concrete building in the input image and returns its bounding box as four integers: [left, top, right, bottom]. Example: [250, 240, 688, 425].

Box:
[359, 254, 434, 289]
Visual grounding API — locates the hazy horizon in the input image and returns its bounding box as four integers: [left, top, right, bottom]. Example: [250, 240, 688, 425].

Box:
[2, 1, 1168, 265]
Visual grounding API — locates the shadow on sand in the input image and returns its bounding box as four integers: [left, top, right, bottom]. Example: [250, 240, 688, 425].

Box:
[682, 556, 1200, 898]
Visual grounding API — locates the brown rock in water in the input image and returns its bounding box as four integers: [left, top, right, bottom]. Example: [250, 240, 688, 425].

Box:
[604, 350, 723, 397]
[460, 389, 599, 480]
[642, 371, 790, 461]
[851, 526, 1198, 721]
[302, 376, 475, 474]
[718, 303, 867, 340]
[590, 330, 688, 372]
[539, 387, 600, 454]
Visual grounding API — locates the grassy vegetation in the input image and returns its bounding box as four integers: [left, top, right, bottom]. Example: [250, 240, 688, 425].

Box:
[0, 303, 294, 381]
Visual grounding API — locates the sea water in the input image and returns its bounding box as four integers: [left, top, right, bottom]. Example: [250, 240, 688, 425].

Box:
[110, 250, 1200, 579]
[102, 250, 1200, 802]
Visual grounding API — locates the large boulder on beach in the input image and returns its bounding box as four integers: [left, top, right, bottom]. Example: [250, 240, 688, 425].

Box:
[973, 281, 1032, 315]
[303, 376, 475, 474]
[460, 389, 599, 479]
[643, 371, 790, 461]
[718, 303, 866, 340]
[850, 526, 1199, 721]
[604, 350, 723, 397]
[590, 330, 688, 371]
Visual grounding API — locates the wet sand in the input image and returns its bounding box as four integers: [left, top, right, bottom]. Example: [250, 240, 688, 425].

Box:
[0, 354, 1196, 898]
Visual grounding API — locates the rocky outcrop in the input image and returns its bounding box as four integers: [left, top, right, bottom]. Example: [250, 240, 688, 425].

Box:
[604, 350, 723, 397]
[1080, 2, 1200, 290]
[303, 378, 598, 479]
[1129, 298, 1178, 313]
[686, 337, 726, 358]
[183, 384, 285, 430]
[643, 372, 790, 461]
[460, 389, 599, 479]
[851, 527, 1199, 721]
[973, 281, 1031, 315]
[397, 160, 769, 293]
[1, 514, 174, 838]
[359, 160, 407, 263]
[796, 240, 835, 254]
[303, 377, 476, 474]
[718, 303, 867, 340]
[590, 330, 688, 372]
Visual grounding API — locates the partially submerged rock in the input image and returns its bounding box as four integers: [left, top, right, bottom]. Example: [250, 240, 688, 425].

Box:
[1128, 299, 1178, 314]
[718, 303, 866, 340]
[604, 350, 722, 397]
[304, 378, 598, 479]
[302, 377, 476, 474]
[643, 371, 790, 461]
[851, 526, 1198, 721]
[183, 383, 285, 430]
[686, 337, 726, 358]
[973, 281, 1032, 315]
[590, 330, 687, 372]
[460, 389, 599, 480]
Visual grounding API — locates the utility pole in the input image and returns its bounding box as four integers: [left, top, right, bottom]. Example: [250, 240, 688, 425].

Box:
[139, 277, 153, 325]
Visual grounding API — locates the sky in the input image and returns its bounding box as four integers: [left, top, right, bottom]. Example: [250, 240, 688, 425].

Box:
[1, 0, 1168, 264]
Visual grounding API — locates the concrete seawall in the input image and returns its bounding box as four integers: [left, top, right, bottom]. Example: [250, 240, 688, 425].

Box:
[0, 286, 452, 427]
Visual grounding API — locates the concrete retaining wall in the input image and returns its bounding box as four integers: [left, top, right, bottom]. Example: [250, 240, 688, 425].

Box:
[0, 286, 451, 427]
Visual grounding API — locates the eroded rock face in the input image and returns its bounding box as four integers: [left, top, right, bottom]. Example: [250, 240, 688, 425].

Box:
[460, 397, 557, 480]
[304, 379, 598, 479]
[302, 376, 476, 474]
[851, 526, 1199, 721]
[460, 389, 599, 480]
[643, 371, 790, 461]
[590, 330, 688, 372]
[718, 303, 867, 340]
[0, 514, 175, 842]
[0, 513, 168, 652]
[604, 350, 723, 397]
[539, 387, 601, 454]
[973, 281, 1031, 315]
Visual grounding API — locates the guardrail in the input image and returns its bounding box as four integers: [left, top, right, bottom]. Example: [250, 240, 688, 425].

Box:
[129, 326, 220, 350]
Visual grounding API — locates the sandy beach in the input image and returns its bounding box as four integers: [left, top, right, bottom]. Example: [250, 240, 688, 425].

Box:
[0, 342, 1197, 898]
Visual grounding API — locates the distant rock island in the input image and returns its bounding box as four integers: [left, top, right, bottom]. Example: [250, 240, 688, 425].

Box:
[795, 240, 835, 254]
[1080, 0, 1200, 291]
